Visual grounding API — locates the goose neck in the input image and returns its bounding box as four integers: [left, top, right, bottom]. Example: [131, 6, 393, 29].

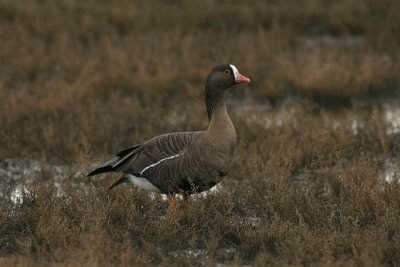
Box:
[205, 88, 226, 120]
[205, 88, 236, 136]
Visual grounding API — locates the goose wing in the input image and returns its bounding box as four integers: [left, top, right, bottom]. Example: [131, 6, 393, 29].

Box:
[87, 132, 199, 177]
[125, 131, 199, 174]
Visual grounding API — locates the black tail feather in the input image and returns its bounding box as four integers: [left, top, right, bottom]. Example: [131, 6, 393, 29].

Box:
[87, 165, 114, 176]
[107, 176, 128, 191]
[116, 144, 140, 157]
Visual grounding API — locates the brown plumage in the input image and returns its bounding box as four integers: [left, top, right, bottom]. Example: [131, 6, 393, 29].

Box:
[88, 64, 250, 196]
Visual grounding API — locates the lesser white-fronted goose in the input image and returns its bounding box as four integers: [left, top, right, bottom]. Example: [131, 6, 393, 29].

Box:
[88, 64, 250, 200]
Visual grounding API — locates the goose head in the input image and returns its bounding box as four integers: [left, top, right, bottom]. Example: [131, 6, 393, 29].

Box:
[206, 64, 250, 91]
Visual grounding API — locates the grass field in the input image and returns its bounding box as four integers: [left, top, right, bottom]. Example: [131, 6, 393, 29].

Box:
[1, 0, 400, 266]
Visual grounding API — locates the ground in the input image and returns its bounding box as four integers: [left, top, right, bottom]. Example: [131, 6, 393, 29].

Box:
[1, 0, 400, 266]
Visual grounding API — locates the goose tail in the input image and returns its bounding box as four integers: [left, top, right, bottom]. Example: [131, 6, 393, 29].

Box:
[87, 144, 141, 177]
[107, 175, 129, 191]
[87, 165, 114, 176]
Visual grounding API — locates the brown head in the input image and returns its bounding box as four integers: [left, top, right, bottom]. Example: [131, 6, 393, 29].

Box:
[206, 64, 250, 91]
[205, 64, 250, 119]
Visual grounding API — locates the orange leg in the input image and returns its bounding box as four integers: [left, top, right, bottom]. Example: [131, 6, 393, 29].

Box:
[167, 195, 178, 221]
[169, 195, 178, 209]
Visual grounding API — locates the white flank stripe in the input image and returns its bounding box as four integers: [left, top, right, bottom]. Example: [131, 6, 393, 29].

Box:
[229, 64, 239, 81]
[140, 153, 182, 175]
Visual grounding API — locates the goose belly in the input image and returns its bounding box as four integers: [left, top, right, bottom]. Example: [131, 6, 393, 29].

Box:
[137, 150, 233, 194]
[127, 174, 161, 193]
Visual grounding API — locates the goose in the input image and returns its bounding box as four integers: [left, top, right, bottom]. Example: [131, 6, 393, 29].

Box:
[88, 64, 250, 208]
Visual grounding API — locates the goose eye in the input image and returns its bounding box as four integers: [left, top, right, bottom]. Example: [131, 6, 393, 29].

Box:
[225, 69, 231, 74]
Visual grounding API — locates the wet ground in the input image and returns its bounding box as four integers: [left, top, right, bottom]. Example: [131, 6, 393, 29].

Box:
[3, 95, 400, 205]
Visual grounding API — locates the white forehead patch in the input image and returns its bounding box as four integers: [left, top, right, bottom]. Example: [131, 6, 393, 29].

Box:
[229, 64, 239, 81]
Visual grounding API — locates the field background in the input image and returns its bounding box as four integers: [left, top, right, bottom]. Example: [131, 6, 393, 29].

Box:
[1, 0, 400, 266]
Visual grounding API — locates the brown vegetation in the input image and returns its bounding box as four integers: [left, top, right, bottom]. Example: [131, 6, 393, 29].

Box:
[1, 0, 400, 266]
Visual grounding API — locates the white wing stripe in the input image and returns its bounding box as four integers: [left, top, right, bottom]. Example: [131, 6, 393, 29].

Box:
[111, 150, 137, 168]
[140, 153, 182, 175]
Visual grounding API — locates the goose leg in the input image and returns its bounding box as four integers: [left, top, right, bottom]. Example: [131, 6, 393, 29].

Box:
[167, 195, 178, 221]
[183, 192, 190, 203]
[182, 192, 191, 219]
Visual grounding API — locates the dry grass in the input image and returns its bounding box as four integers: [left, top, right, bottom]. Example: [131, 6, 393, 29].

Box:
[2, 111, 400, 266]
[1, 0, 400, 265]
